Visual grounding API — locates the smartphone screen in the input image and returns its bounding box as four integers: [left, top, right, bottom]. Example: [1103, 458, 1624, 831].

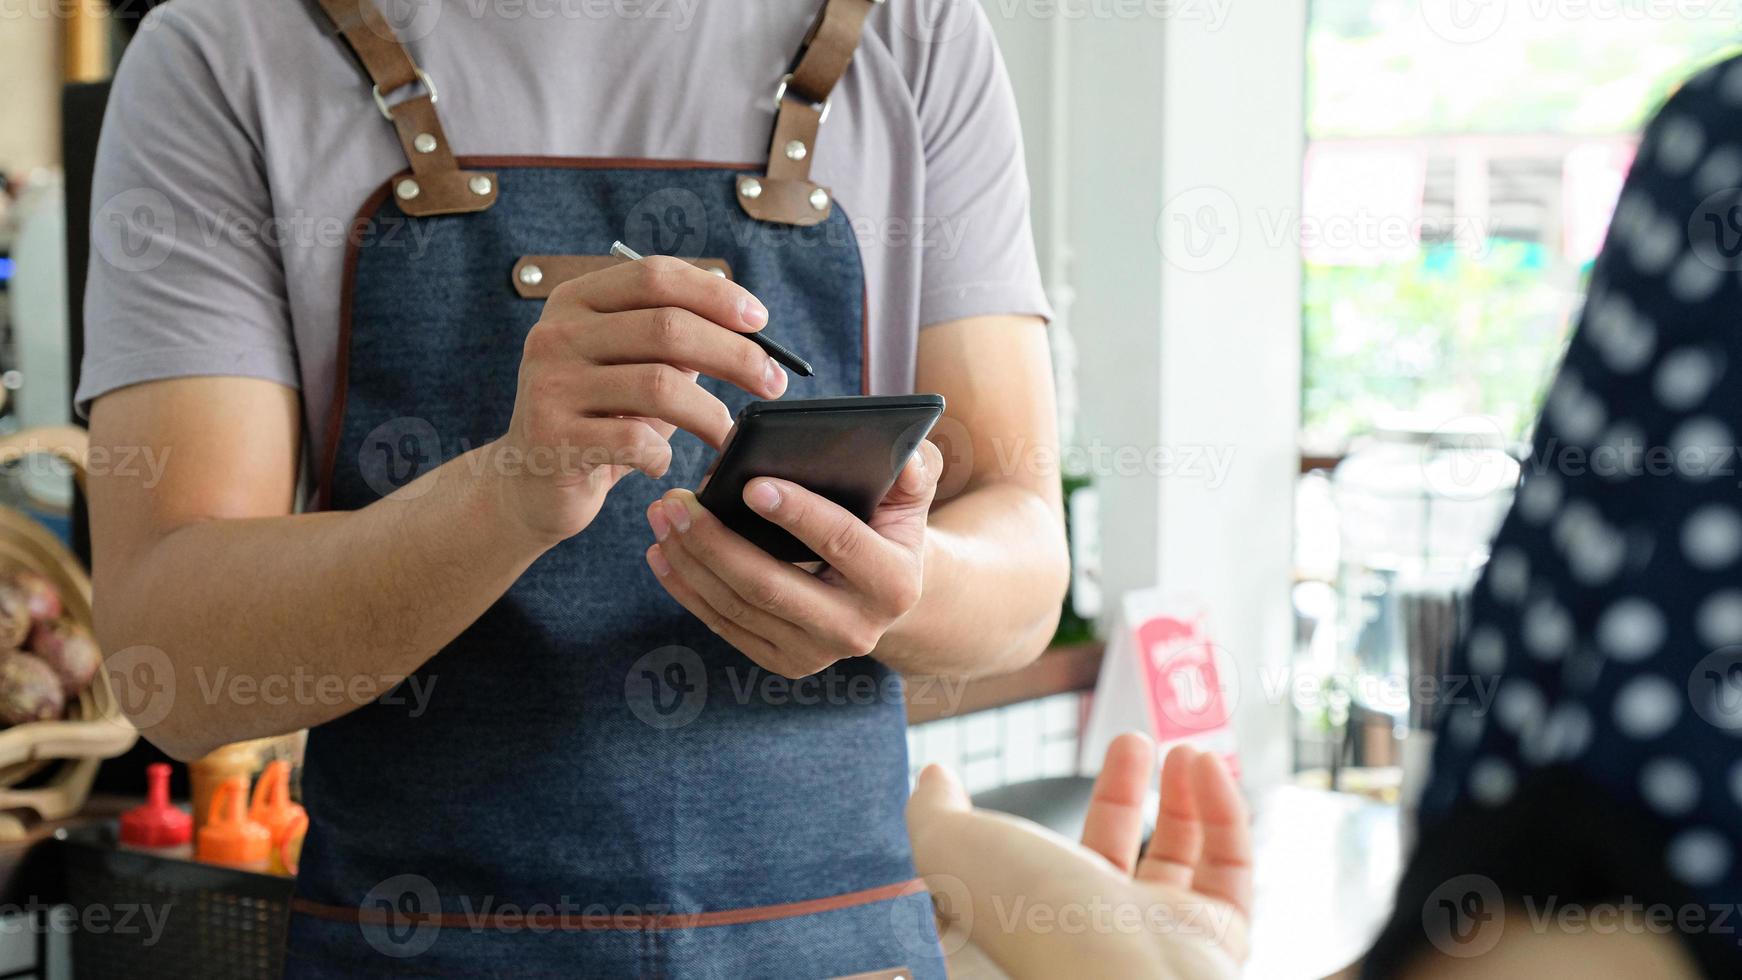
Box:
[695, 395, 945, 562]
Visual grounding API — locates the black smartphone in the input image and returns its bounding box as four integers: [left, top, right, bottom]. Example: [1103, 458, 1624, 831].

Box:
[696, 394, 946, 563]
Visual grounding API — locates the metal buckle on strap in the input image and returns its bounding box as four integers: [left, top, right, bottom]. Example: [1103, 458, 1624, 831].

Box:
[372, 67, 438, 121]
[772, 72, 831, 124]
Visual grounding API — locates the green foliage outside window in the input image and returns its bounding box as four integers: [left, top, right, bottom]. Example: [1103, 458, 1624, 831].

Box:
[1302, 243, 1577, 446]
[1302, 0, 1740, 448]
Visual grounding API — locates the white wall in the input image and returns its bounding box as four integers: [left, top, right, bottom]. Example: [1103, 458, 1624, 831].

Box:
[984, 0, 1306, 789]
[1148, 1, 1306, 789]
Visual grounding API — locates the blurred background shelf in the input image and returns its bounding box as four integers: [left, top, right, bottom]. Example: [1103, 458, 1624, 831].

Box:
[905, 640, 1102, 725]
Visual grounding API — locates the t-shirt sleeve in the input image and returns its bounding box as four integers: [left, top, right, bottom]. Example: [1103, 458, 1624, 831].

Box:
[893, 0, 1052, 329]
[75, 6, 299, 416]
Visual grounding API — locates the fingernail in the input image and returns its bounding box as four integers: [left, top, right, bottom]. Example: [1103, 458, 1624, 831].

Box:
[647, 503, 670, 542]
[763, 359, 787, 398]
[647, 546, 672, 578]
[663, 495, 691, 533]
[739, 296, 768, 329]
[745, 480, 781, 514]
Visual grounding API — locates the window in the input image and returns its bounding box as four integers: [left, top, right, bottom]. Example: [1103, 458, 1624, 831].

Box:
[1301, 0, 1738, 450]
[1292, 1, 1739, 774]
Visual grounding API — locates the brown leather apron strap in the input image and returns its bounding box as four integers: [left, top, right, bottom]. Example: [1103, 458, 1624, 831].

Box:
[312, 0, 497, 217]
[787, 0, 883, 106]
[313, 0, 419, 92]
[739, 0, 883, 226]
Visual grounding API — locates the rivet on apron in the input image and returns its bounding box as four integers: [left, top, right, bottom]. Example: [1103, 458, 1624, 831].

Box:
[413, 133, 438, 154]
[395, 178, 420, 200]
[809, 188, 830, 211]
[518, 264, 544, 286]
[739, 177, 763, 200]
[784, 139, 808, 162]
[469, 175, 494, 196]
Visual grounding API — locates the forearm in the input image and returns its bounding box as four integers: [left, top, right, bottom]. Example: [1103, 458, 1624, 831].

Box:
[910, 803, 1167, 980]
[96, 445, 548, 760]
[876, 482, 1067, 678]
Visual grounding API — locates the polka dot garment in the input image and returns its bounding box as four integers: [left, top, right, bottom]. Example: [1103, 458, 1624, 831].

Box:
[1412, 59, 1742, 959]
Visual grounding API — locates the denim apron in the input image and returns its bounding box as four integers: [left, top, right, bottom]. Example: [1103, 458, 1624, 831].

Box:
[284, 2, 942, 977]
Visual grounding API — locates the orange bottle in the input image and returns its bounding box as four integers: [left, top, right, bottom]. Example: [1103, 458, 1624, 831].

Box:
[196, 775, 270, 871]
[277, 810, 308, 877]
[248, 760, 308, 875]
[188, 742, 259, 837]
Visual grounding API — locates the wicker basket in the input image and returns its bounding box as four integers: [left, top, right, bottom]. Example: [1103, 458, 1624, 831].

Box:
[0, 426, 138, 835]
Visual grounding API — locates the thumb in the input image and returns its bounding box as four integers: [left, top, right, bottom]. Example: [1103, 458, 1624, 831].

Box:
[907, 763, 972, 825]
[890, 440, 944, 503]
[869, 441, 942, 546]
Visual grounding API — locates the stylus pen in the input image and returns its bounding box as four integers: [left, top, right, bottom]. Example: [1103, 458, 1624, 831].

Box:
[609, 241, 814, 378]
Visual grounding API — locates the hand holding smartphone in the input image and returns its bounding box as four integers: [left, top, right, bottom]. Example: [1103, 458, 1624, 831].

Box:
[696, 395, 946, 562]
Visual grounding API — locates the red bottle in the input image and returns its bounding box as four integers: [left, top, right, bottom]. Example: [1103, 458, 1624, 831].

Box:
[119, 763, 193, 859]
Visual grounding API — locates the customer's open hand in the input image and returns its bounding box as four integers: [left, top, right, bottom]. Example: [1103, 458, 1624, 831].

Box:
[906, 734, 1252, 980]
[645, 441, 943, 678]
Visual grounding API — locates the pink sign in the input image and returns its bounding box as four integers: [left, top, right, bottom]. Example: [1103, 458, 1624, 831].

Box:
[1138, 616, 1234, 745]
[1080, 591, 1242, 780]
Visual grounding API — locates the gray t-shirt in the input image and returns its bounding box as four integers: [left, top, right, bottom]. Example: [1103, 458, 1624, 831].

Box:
[78, 0, 1050, 473]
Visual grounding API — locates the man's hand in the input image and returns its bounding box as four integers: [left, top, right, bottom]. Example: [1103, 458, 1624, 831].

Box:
[495, 256, 789, 546]
[644, 441, 945, 678]
[907, 734, 1252, 980]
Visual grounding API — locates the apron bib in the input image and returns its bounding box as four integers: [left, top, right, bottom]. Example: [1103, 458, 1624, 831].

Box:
[284, 3, 943, 977]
